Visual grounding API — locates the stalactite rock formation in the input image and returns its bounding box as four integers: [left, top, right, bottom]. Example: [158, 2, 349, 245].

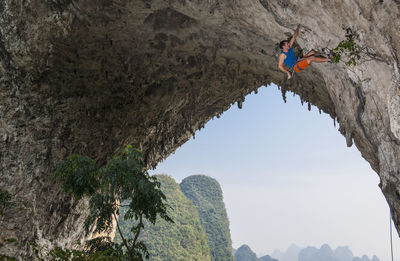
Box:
[0, 0, 399, 258]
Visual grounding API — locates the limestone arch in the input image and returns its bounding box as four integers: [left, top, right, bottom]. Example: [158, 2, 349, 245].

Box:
[0, 0, 399, 257]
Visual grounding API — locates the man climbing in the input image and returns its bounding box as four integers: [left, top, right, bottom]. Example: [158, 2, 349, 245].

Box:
[278, 25, 332, 79]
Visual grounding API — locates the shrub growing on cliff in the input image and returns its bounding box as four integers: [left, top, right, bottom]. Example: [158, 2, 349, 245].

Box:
[332, 27, 361, 66]
[53, 145, 173, 261]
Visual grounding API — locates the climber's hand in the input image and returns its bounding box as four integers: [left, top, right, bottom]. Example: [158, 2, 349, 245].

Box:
[287, 72, 292, 79]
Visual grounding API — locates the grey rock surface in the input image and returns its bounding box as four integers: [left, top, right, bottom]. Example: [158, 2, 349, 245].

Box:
[0, 0, 399, 258]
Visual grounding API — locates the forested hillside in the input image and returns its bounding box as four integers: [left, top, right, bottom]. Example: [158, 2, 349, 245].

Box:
[115, 175, 211, 260]
[234, 245, 258, 261]
[180, 175, 235, 261]
[234, 244, 278, 261]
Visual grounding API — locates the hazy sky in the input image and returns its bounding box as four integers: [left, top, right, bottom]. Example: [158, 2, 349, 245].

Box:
[149, 85, 399, 261]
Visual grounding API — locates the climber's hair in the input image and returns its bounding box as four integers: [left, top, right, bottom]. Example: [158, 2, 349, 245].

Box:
[279, 40, 289, 49]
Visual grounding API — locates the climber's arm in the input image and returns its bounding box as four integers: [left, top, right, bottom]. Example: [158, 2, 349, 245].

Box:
[278, 53, 291, 78]
[289, 25, 300, 47]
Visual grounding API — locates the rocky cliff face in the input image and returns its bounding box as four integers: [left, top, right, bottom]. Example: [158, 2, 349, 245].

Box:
[0, 0, 399, 258]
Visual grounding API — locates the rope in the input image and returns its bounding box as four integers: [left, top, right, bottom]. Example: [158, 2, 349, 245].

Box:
[390, 210, 394, 261]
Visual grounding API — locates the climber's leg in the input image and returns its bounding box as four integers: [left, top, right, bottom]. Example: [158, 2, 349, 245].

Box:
[304, 50, 317, 57]
[306, 56, 331, 64]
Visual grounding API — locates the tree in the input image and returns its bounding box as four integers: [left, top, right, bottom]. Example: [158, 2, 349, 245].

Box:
[53, 145, 173, 260]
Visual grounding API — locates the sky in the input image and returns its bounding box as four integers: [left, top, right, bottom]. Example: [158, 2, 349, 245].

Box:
[149, 84, 399, 261]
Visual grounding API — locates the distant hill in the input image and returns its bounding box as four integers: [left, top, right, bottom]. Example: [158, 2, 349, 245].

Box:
[298, 244, 380, 261]
[272, 244, 301, 261]
[258, 254, 279, 261]
[273, 244, 380, 261]
[299, 244, 336, 261]
[115, 175, 211, 261]
[234, 244, 258, 261]
[334, 246, 353, 261]
[180, 175, 235, 261]
[352, 256, 380, 261]
[234, 244, 277, 261]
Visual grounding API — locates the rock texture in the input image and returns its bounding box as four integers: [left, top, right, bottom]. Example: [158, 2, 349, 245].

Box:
[0, 0, 399, 258]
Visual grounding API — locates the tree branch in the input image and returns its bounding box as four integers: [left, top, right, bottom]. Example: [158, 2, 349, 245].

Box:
[112, 211, 133, 260]
[132, 212, 143, 248]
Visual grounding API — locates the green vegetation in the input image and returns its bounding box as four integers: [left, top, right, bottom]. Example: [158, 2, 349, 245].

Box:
[180, 175, 235, 261]
[115, 175, 211, 261]
[44, 243, 125, 261]
[332, 27, 361, 66]
[234, 245, 257, 261]
[233, 244, 278, 261]
[52, 145, 172, 261]
[53, 154, 98, 200]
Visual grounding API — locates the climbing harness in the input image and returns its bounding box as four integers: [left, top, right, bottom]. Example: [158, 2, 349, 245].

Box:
[290, 58, 305, 74]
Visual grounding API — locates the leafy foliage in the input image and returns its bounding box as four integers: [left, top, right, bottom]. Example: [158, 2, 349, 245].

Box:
[332, 27, 361, 66]
[13, 239, 129, 261]
[180, 175, 235, 261]
[53, 146, 172, 260]
[54, 154, 98, 200]
[115, 175, 211, 261]
[45, 239, 127, 261]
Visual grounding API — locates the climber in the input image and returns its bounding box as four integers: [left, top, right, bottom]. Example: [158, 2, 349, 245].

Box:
[278, 25, 332, 79]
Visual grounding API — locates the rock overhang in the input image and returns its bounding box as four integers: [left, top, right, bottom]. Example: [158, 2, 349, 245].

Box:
[0, 0, 399, 258]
